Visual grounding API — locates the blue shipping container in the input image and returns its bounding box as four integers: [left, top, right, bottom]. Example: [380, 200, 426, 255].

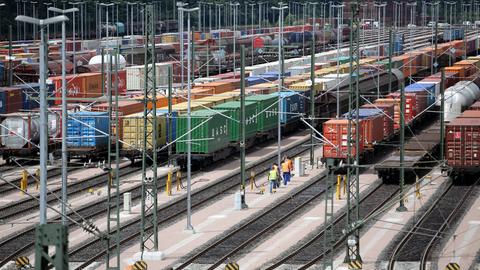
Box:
[16, 83, 55, 110]
[342, 108, 383, 119]
[262, 71, 292, 78]
[67, 111, 110, 148]
[273, 91, 304, 123]
[0, 90, 6, 114]
[405, 83, 436, 106]
[245, 76, 266, 86]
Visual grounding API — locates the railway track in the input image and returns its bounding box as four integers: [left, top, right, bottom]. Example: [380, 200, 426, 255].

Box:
[66, 137, 311, 268]
[174, 169, 327, 270]
[0, 167, 82, 195]
[0, 164, 139, 222]
[387, 180, 479, 270]
[261, 183, 398, 269]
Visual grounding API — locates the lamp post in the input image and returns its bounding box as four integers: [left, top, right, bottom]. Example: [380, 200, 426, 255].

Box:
[70, 2, 85, 41]
[177, 1, 187, 94]
[332, 2, 344, 118]
[48, 6, 78, 226]
[231, 2, 239, 78]
[178, 5, 200, 232]
[15, 14, 69, 225]
[250, 2, 255, 66]
[272, 2, 288, 172]
[374, 2, 387, 99]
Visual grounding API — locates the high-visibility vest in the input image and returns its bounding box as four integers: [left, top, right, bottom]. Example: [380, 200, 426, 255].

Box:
[281, 162, 290, 172]
[268, 169, 277, 181]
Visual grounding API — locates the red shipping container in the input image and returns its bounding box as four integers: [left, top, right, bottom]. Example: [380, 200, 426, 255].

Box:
[50, 74, 84, 105]
[322, 119, 365, 160]
[388, 90, 427, 121]
[361, 103, 395, 139]
[108, 69, 127, 95]
[50, 72, 103, 105]
[360, 113, 384, 149]
[0, 87, 23, 114]
[446, 118, 480, 168]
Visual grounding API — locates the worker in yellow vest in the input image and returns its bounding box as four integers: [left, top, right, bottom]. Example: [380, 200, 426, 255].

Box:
[268, 165, 278, 194]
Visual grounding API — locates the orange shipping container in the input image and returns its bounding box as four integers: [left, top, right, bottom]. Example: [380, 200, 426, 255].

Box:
[445, 66, 467, 80]
[191, 87, 214, 99]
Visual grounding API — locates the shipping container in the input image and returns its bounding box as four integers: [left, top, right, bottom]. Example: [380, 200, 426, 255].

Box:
[360, 103, 395, 139]
[0, 86, 23, 114]
[67, 111, 110, 148]
[273, 91, 304, 123]
[245, 94, 278, 132]
[322, 119, 365, 159]
[406, 83, 437, 106]
[176, 109, 230, 154]
[446, 118, 480, 168]
[121, 111, 167, 150]
[343, 109, 384, 149]
[213, 101, 257, 141]
[49, 73, 103, 105]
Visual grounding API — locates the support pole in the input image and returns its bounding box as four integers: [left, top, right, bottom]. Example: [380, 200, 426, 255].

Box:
[344, 1, 363, 267]
[397, 80, 407, 212]
[440, 69, 445, 166]
[388, 28, 393, 93]
[310, 37, 315, 167]
[240, 45, 248, 209]
[8, 25, 12, 86]
[61, 18, 67, 225]
[140, 4, 159, 255]
[433, 13, 439, 74]
[323, 158, 336, 270]
[168, 66, 173, 165]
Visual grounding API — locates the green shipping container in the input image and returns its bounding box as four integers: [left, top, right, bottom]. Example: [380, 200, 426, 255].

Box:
[176, 109, 230, 154]
[245, 94, 278, 132]
[213, 101, 258, 142]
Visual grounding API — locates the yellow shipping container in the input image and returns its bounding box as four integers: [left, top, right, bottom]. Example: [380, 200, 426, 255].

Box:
[195, 93, 237, 106]
[158, 100, 213, 114]
[121, 112, 167, 150]
[289, 80, 324, 94]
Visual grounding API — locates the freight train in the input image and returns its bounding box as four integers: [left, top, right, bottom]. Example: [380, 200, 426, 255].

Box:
[320, 53, 480, 183]
[0, 32, 477, 164]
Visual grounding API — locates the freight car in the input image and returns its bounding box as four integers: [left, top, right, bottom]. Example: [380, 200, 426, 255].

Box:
[322, 57, 480, 183]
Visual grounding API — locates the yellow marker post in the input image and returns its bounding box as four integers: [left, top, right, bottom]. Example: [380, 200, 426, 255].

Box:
[166, 170, 172, 196]
[336, 175, 341, 200]
[416, 176, 421, 199]
[343, 175, 347, 195]
[176, 171, 181, 191]
[35, 168, 40, 190]
[20, 170, 28, 194]
[250, 171, 255, 191]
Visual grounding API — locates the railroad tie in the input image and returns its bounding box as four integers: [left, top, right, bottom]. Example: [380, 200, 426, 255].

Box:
[348, 260, 362, 269]
[446, 262, 460, 270]
[225, 262, 240, 270]
[133, 260, 148, 270]
[15, 256, 30, 268]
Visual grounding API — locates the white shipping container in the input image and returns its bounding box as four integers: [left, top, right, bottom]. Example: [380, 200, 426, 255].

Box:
[323, 74, 350, 89]
[126, 66, 143, 90]
[126, 63, 173, 90]
[288, 66, 311, 76]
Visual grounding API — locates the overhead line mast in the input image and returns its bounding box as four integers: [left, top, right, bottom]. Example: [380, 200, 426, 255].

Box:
[140, 3, 159, 258]
[345, 0, 363, 268]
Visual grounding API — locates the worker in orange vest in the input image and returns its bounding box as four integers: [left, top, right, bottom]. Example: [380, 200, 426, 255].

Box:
[281, 156, 293, 185]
